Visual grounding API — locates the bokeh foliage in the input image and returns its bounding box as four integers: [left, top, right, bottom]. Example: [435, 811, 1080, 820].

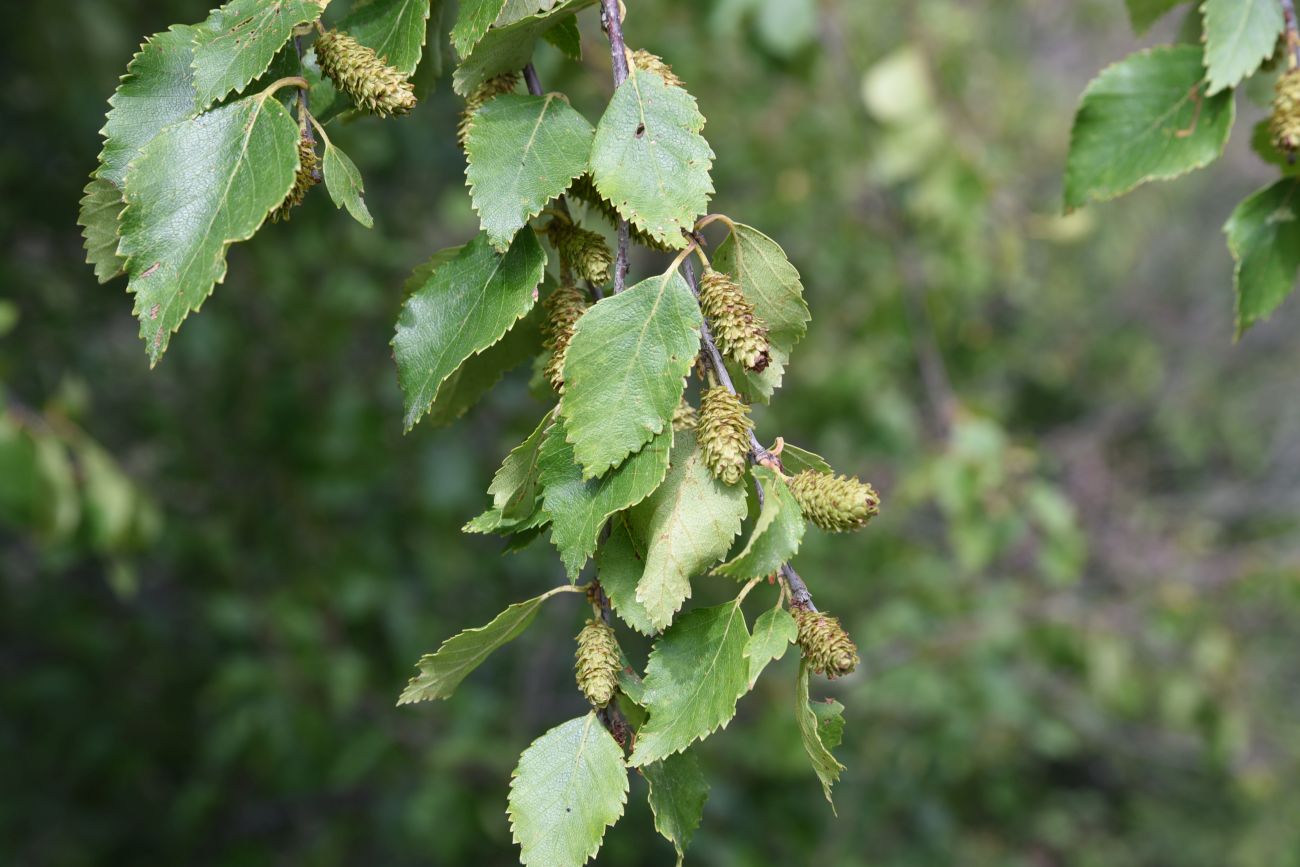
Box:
[4, 0, 1300, 864]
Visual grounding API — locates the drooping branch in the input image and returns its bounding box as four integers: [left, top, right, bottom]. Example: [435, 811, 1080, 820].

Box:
[1284, 0, 1300, 69]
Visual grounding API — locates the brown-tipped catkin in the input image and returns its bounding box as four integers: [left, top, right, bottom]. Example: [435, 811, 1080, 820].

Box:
[794, 607, 859, 679]
[1272, 68, 1300, 154]
[699, 269, 770, 373]
[271, 134, 321, 223]
[575, 619, 621, 707]
[316, 30, 417, 118]
[547, 220, 614, 285]
[788, 470, 879, 533]
[458, 72, 520, 148]
[698, 386, 753, 486]
[672, 398, 699, 432]
[542, 284, 589, 393]
[630, 48, 685, 89]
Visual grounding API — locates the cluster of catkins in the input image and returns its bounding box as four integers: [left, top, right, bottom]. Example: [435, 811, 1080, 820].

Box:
[271, 28, 417, 221]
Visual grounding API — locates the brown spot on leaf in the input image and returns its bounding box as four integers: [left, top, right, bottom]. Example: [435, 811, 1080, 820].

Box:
[149, 304, 160, 321]
[141, 262, 161, 278]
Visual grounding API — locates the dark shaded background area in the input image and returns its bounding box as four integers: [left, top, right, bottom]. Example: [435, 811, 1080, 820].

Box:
[4, 1, 1300, 865]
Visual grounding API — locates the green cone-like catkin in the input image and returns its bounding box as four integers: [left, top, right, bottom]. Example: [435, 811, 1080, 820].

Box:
[316, 29, 416, 118]
[547, 220, 614, 285]
[1272, 68, 1300, 154]
[794, 607, 859, 679]
[458, 72, 520, 148]
[575, 619, 620, 707]
[700, 269, 770, 372]
[271, 134, 321, 223]
[789, 470, 880, 533]
[698, 387, 753, 485]
[630, 48, 685, 89]
[566, 174, 676, 252]
[542, 284, 589, 393]
[672, 399, 699, 432]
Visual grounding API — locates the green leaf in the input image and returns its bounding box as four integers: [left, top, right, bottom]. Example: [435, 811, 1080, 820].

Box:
[558, 270, 700, 478]
[628, 598, 751, 767]
[539, 423, 672, 580]
[338, 0, 432, 75]
[813, 697, 846, 750]
[596, 514, 659, 635]
[642, 751, 709, 866]
[79, 176, 126, 284]
[1251, 119, 1300, 176]
[1203, 0, 1283, 94]
[119, 92, 301, 365]
[778, 442, 832, 475]
[744, 604, 796, 688]
[629, 432, 748, 631]
[714, 466, 805, 581]
[452, 0, 595, 95]
[398, 585, 572, 703]
[711, 223, 810, 402]
[321, 138, 374, 227]
[1224, 179, 1300, 335]
[191, 0, 329, 108]
[489, 411, 554, 521]
[508, 712, 628, 867]
[427, 307, 542, 425]
[98, 26, 200, 190]
[494, 0, 562, 26]
[1063, 46, 1234, 211]
[542, 14, 582, 60]
[452, 0, 508, 57]
[393, 230, 546, 430]
[467, 93, 596, 251]
[590, 67, 714, 249]
[796, 659, 845, 809]
[1125, 0, 1187, 33]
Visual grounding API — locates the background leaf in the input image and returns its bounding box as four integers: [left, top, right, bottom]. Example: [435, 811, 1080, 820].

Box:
[508, 712, 628, 867]
[711, 223, 809, 402]
[78, 177, 126, 284]
[714, 465, 805, 580]
[338, 0, 433, 75]
[744, 604, 796, 688]
[1063, 46, 1234, 211]
[451, 0, 594, 95]
[1224, 179, 1300, 335]
[630, 432, 748, 630]
[398, 587, 570, 703]
[1202, 0, 1283, 95]
[191, 0, 329, 109]
[590, 68, 714, 249]
[466, 93, 595, 251]
[643, 750, 709, 866]
[1125, 0, 1188, 34]
[322, 139, 374, 228]
[118, 93, 300, 364]
[796, 659, 845, 809]
[628, 599, 751, 767]
[558, 270, 700, 478]
[393, 230, 546, 430]
[539, 423, 672, 580]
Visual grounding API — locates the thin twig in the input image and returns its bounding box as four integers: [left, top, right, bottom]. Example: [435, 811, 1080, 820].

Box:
[1284, 0, 1300, 69]
[599, 0, 632, 292]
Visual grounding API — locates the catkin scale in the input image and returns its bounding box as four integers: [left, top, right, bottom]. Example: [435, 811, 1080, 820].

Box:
[271, 134, 321, 223]
[672, 399, 699, 432]
[542, 284, 589, 393]
[789, 470, 879, 533]
[629, 48, 685, 89]
[316, 29, 416, 118]
[547, 220, 614, 285]
[1272, 68, 1300, 154]
[699, 269, 770, 372]
[698, 387, 753, 485]
[458, 72, 520, 148]
[575, 619, 621, 707]
[793, 607, 859, 679]
[566, 174, 677, 252]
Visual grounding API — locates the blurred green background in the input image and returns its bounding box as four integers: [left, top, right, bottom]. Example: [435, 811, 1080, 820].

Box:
[5, 0, 1300, 864]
